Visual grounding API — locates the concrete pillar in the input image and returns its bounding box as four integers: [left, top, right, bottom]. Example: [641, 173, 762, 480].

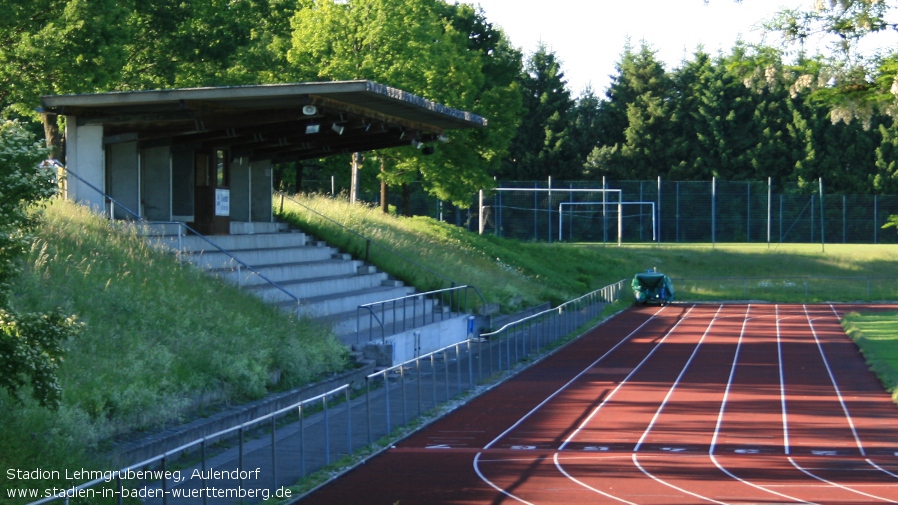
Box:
[64, 119, 105, 211]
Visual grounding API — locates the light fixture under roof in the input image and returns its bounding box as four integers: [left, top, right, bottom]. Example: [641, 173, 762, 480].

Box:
[305, 124, 320, 134]
[302, 105, 318, 116]
[411, 139, 424, 149]
[331, 124, 345, 135]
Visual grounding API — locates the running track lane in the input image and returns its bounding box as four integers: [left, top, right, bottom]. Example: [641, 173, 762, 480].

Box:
[297, 304, 898, 505]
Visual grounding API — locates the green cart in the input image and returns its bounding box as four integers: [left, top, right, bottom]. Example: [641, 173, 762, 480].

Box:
[632, 271, 675, 305]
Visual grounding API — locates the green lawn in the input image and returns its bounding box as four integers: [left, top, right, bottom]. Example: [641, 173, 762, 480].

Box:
[276, 193, 898, 309]
[842, 312, 898, 402]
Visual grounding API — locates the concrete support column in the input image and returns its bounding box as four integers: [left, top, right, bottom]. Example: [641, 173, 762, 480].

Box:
[64, 119, 105, 211]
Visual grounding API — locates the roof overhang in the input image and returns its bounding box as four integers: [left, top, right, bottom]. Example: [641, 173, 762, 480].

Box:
[40, 80, 487, 163]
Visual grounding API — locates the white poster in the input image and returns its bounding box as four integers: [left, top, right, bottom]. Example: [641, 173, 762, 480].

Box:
[215, 189, 230, 216]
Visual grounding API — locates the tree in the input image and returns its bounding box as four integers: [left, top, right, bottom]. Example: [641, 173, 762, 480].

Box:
[288, 0, 521, 208]
[0, 120, 80, 408]
[764, 0, 897, 123]
[585, 42, 674, 180]
[569, 86, 603, 170]
[499, 44, 578, 180]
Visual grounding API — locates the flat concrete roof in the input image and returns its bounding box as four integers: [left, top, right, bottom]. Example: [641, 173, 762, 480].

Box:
[41, 81, 486, 162]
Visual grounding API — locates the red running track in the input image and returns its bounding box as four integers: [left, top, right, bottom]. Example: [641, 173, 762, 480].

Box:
[299, 304, 898, 505]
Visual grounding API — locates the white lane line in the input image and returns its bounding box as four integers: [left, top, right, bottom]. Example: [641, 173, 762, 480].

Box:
[633, 304, 725, 452]
[789, 456, 898, 503]
[630, 453, 731, 505]
[777, 304, 792, 455]
[472, 452, 534, 505]
[802, 304, 866, 456]
[473, 305, 671, 502]
[558, 304, 699, 451]
[483, 305, 671, 451]
[709, 304, 818, 505]
[828, 303, 898, 484]
[551, 305, 700, 502]
[776, 306, 896, 503]
[552, 453, 638, 505]
[627, 307, 732, 504]
[867, 459, 898, 479]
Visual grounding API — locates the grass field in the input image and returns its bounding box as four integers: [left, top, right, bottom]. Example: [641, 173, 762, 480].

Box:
[277, 193, 898, 309]
[842, 312, 898, 402]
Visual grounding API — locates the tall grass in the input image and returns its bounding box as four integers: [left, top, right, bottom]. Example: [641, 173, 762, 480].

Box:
[2, 200, 348, 501]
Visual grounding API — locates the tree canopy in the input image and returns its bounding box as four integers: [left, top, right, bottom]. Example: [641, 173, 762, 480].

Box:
[0, 121, 80, 408]
[288, 0, 522, 206]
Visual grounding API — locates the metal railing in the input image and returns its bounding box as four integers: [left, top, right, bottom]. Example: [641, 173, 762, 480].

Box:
[52, 161, 303, 306]
[356, 285, 486, 344]
[26, 279, 626, 505]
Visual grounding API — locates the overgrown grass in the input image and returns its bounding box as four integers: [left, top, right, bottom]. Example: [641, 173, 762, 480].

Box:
[1, 200, 349, 502]
[276, 193, 898, 310]
[842, 312, 898, 402]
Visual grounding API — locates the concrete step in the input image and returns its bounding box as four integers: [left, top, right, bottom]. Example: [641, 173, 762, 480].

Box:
[246, 272, 395, 303]
[229, 221, 288, 234]
[284, 285, 416, 318]
[150, 232, 310, 252]
[180, 245, 338, 269]
[213, 259, 365, 286]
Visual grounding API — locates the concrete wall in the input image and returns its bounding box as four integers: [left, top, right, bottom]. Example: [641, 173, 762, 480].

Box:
[251, 160, 273, 223]
[384, 315, 472, 365]
[107, 141, 139, 217]
[230, 157, 250, 222]
[141, 146, 171, 221]
[171, 149, 194, 221]
[64, 120, 105, 211]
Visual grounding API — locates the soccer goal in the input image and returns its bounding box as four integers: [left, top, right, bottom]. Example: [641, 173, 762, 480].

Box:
[558, 201, 656, 245]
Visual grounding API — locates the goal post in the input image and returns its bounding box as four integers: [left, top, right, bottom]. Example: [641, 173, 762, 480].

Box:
[558, 201, 656, 245]
[478, 187, 623, 238]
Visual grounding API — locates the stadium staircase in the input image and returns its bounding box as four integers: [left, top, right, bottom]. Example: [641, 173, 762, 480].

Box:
[147, 222, 446, 350]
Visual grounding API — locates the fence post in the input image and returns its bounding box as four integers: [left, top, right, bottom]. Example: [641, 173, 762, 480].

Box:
[478, 189, 484, 235]
[819, 177, 825, 253]
[299, 404, 305, 476]
[875, 195, 879, 244]
[767, 177, 773, 249]
[657, 176, 662, 244]
[548, 175, 553, 244]
[416, 357, 423, 417]
[345, 387, 352, 456]
[323, 395, 330, 465]
[712, 176, 716, 247]
[365, 377, 372, 445]
[603, 176, 608, 244]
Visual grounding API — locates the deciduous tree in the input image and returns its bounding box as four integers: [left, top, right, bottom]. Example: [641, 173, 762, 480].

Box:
[0, 120, 80, 408]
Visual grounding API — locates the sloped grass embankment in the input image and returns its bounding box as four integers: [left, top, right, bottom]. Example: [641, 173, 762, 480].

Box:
[1, 200, 348, 501]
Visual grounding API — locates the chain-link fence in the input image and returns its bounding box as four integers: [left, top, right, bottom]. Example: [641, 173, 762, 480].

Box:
[478, 178, 898, 244]
[303, 177, 898, 244]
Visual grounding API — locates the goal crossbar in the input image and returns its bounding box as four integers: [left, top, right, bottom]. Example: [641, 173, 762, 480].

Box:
[558, 201, 656, 244]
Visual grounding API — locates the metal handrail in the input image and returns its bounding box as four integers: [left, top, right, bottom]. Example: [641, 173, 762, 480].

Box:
[481, 279, 627, 338]
[356, 285, 487, 344]
[51, 161, 304, 305]
[276, 192, 457, 288]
